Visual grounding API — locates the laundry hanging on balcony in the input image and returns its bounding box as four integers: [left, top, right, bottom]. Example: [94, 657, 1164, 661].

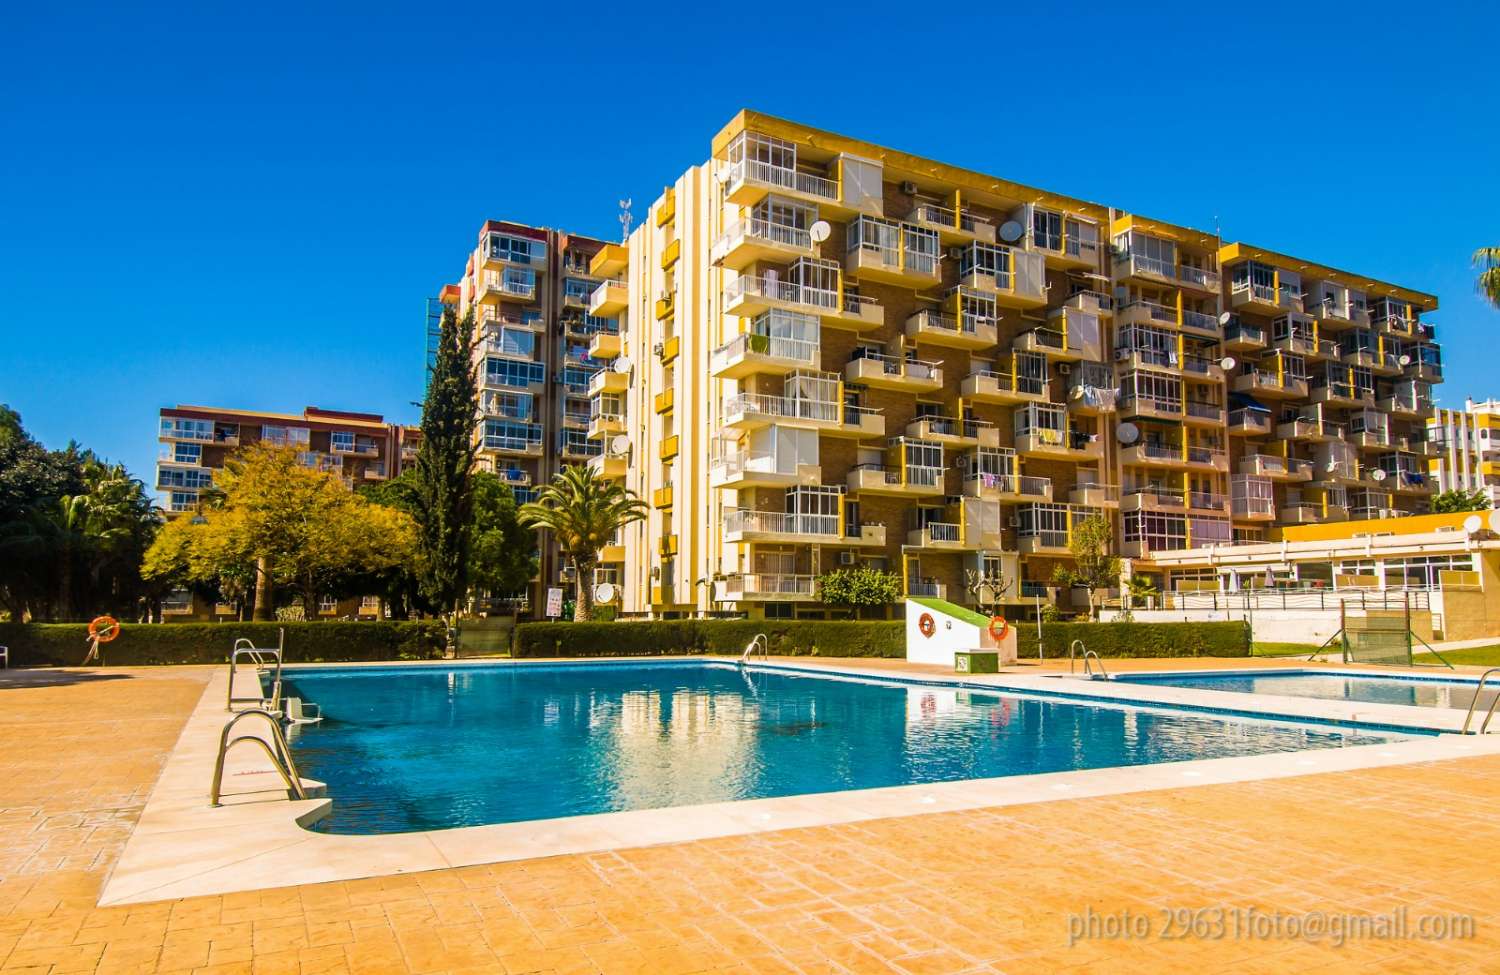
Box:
[1228, 392, 1271, 413]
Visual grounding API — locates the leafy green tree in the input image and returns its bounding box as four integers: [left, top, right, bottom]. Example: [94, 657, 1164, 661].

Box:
[469, 472, 537, 605]
[519, 465, 646, 621]
[1053, 515, 1121, 621]
[1432, 488, 1491, 513]
[817, 566, 902, 609]
[1475, 247, 1500, 309]
[413, 304, 480, 616]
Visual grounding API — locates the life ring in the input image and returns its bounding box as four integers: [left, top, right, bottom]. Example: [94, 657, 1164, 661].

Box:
[988, 616, 1009, 642]
[918, 613, 936, 638]
[88, 616, 121, 642]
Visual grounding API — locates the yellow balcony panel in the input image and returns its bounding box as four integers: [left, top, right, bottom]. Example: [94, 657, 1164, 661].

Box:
[1239, 453, 1313, 482]
[1232, 370, 1308, 399]
[656, 188, 676, 227]
[588, 244, 628, 278]
[710, 332, 819, 380]
[1223, 322, 1268, 352]
[660, 335, 680, 364]
[905, 523, 974, 551]
[846, 465, 945, 498]
[587, 453, 625, 480]
[659, 434, 679, 461]
[711, 218, 814, 271]
[844, 244, 942, 289]
[1182, 401, 1226, 427]
[960, 370, 1049, 405]
[1012, 326, 1084, 362]
[843, 353, 942, 393]
[1018, 536, 1071, 557]
[653, 485, 674, 509]
[659, 238, 681, 270]
[710, 454, 821, 491]
[1229, 409, 1274, 437]
[650, 584, 672, 605]
[586, 412, 625, 441]
[722, 275, 836, 320]
[844, 523, 888, 547]
[1308, 383, 1374, 408]
[1067, 483, 1118, 507]
[1121, 489, 1186, 514]
[588, 370, 628, 396]
[966, 473, 1054, 503]
[1015, 432, 1102, 462]
[477, 278, 538, 306]
[588, 280, 628, 318]
[822, 293, 885, 332]
[587, 331, 622, 360]
[718, 573, 817, 602]
[654, 294, 675, 320]
[600, 543, 626, 563]
[905, 417, 999, 450]
[905, 203, 997, 245]
[659, 534, 679, 557]
[654, 388, 675, 414]
[905, 309, 997, 350]
[723, 508, 841, 545]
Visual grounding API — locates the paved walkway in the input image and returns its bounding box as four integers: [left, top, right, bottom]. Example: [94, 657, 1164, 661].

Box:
[0, 662, 1496, 974]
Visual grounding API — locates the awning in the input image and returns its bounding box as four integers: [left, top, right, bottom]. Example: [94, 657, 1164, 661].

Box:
[1229, 392, 1271, 413]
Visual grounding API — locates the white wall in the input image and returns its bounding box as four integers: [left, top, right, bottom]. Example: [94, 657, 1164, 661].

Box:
[906, 600, 1018, 665]
[1099, 608, 1340, 645]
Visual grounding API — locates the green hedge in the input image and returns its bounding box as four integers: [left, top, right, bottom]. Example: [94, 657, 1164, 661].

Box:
[512, 619, 905, 658]
[1015, 620, 1250, 659]
[0, 621, 446, 667]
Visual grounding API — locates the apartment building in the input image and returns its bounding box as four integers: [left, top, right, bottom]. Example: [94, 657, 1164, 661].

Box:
[576, 111, 1442, 619]
[1428, 399, 1500, 504]
[155, 404, 419, 620]
[436, 221, 616, 608]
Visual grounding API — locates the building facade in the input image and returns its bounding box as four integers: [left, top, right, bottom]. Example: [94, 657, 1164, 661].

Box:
[436, 221, 617, 610]
[1428, 399, 1500, 504]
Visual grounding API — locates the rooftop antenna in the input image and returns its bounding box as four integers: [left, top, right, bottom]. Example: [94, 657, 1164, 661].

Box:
[618, 198, 633, 243]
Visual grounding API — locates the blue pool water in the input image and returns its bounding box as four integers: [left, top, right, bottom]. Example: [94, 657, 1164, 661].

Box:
[282, 662, 1401, 835]
[1116, 670, 1494, 711]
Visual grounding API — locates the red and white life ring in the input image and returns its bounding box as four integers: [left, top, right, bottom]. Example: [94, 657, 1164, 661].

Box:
[918, 613, 936, 638]
[988, 616, 1009, 642]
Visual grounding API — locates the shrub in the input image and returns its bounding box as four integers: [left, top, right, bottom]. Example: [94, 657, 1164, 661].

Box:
[1014, 620, 1249, 659]
[0, 621, 446, 667]
[511, 619, 905, 658]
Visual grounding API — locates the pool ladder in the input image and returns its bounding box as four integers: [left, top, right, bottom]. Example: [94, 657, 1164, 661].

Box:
[1461, 668, 1500, 735]
[740, 633, 768, 665]
[1069, 639, 1109, 679]
[209, 709, 308, 806]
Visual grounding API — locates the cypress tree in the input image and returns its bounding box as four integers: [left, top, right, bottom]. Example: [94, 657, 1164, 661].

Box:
[414, 304, 479, 616]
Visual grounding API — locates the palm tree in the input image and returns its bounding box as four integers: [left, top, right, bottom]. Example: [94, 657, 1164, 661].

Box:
[1476, 247, 1500, 309]
[518, 465, 647, 621]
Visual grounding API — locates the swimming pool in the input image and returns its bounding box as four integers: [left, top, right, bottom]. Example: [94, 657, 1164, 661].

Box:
[1114, 669, 1494, 711]
[282, 661, 1403, 835]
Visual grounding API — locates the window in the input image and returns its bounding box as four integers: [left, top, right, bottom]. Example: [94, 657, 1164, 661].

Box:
[483, 420, 542, 451]
[1033, 208, 1062, 251]
[482, 391, 532, 420]
[160, 418, 213, 441]
[485, 357, 546, 389]
[330, 431, 355, 453]
[564, 277, 594, 301]
[487, 233, 542, 264]
[488, 327, 535, 358]
[170, 442, 202, 464]
[261, 425, 310, 448]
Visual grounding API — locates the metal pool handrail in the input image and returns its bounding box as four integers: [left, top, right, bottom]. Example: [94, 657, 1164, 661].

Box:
[209, 709, 307, 806]
[1461, 668, 1500, 735]
[740, 633, 769, 665]
[1068, 639, 1086, 674]
[1082, 650, 1110, 680]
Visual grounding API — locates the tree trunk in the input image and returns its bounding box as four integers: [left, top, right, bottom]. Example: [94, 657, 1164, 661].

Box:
[57, 542, 73, 622]
[573, 557, 593, 621]
[252, 555, 273, 621]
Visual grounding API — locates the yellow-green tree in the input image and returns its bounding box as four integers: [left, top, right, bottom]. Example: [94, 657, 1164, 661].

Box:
[143, 444, 418, 617]
[1052, 515, 1120, 621]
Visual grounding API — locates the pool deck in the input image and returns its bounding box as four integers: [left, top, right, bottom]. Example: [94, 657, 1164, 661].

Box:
[2, 658, 1498, 973]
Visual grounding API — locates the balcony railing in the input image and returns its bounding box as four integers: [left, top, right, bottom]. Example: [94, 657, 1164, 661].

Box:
[724, 275, 837, 311]
[722, 392, 839, 424]
[724, 509, 840, 538]
[710, 332, 819, 371]
[717, 217, 813, 253]
[724, 159, 838, 201]
[723, 573, 817, 599]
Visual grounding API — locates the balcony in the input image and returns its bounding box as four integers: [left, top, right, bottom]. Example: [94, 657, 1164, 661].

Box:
[823, 293, 885, 331]
[711, 218, 814, 270]
[1186, 491, 1228, 514]
[905, 417, 999, 449]
[1232, 369, 1308, 399]
[478, 276, 536, 305]
[1308, 382, 1374, 408]
[587, 330, 622, 360]
[961, 369, 1048, 405]
[1230, 498, 1276, 522]
[1114, 252, 1178, 287]
[1228, 408, 1272, 437]
[1015, 430, 1102, 462]
[588, 370, 628, 396]
[654, 388, 674, 414]
[1119, 394, 1184, 424]
[1276, 418, 1341, 442]
[659, 435, 679, 461]
[1379, 393, 1433, 418]
[844, 353, 942, 393]
[1272, 332, 1317, 357]
[1183, 400, 1226, 427]
[721, 392, 837, 432]
[587, 412, 625, 440]
[846, 464, 944, 497]
[844, 523, 888, 547]
[906, 522, 972, 551]
[1229, 283, 1292, 316]
[1117, 300, 1180, 330]
[1122, 488, 1185, 513]
[1068, 483, 1118, 508]
[1176, 265, 1221, 294]
[1279, 503, 1328, 524]
[1239, 454, 1313, 482]
[906, 581, 949, 600]
[652, 486, 674, 509]
[588, 243, 628, 278]
[966, 473, 1053, 502]
[1012, 326, 1084, 361]
[723, 508, 841, 544]
[722, 274, 836, 319]
[1120, 442, 1188, 469]
[721, 158, 838, 209]
[710, 332, 819, 379]
[587, 453, 625, 480]
[720, 573, 818, 602]
[906, 202, 997, 244]
[588, 280, 628, 318]
[905, 308, 997, 350]
[710, 451, 821, 490]
[1035, 224, 1101, 270]
[845, 240, 942, 289]
[959, 247, 1048, 308]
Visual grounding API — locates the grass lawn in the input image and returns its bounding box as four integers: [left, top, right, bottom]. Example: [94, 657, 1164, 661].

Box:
[1413, 645, 1500, 667]
[1252, 642, 1325, 657]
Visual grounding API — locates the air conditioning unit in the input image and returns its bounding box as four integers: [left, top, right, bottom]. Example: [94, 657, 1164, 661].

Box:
[1007, 514, 1021, 527]
[1057, 363, 1072, 376]
[1115, 349, 1132, 362]
[652, 342, 665, 358]
[947, 246, 965, 261]
[900, 180, 918, 195]
[838, 551, 857, 566]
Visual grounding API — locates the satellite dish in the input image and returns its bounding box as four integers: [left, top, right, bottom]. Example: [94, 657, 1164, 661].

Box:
[613, 356, 632, 374]
[1370, 468, 1387, 481]
[1398, 354, 1412, 366]
[998, 221, 1024, 243]
[1115, 422, 1140, 444]
[1070, 385, 1085, 401]
[594, 582, 618, 604]
[1217, 312, 1233, 326]
[1488, 509, 1500, 534]
[609, 435, 631, 457]
[1219, 356, 1237, 371]
[714, 167, 731, 184]
[809, 220, 831, 244]
[1464, 514, 1483, 534]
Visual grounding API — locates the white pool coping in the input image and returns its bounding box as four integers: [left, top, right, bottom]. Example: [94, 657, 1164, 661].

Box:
[100, 657, 1500, 906]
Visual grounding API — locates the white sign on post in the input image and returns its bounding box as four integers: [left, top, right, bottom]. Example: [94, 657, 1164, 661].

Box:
[545, 587, 564, 620]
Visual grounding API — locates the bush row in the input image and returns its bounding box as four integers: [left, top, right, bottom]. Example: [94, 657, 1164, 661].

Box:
[512, 620, 906, 658]
[0, 621, 446, 667]
[1017, 620, 1250, 658]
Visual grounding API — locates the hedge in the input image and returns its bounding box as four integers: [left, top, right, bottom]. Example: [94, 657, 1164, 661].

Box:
[1015, 620, 1250, 659]
[512, 619, 905, 658]
[0, 621, 446, 667]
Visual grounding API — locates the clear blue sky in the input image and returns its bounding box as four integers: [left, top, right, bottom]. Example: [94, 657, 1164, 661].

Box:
[3, 1, 1496, 486]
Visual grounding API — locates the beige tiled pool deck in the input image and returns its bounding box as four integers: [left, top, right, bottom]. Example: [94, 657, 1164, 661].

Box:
[1, 659, 1497, 973]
